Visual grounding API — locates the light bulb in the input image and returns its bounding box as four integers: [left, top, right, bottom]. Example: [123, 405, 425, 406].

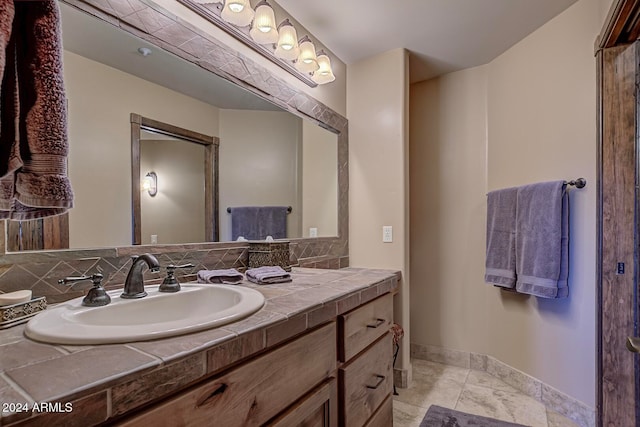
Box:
[296, 36, 319, 73]
[221, 0, 254, 26]
[313, 51, 336, 84]
[275, 19, 299, 60]
[228, 1, 244, 12]
[250, 1, 278, 44]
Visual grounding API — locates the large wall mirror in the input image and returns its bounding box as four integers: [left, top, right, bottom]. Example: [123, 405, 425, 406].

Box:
[4, 1, 343, 253]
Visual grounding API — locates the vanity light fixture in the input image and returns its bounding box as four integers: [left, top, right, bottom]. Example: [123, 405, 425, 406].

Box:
[250, 0, 278, 44]
[142, 172, 157, 197]
[274, 19, 299, 60]
[179, 0, 336, 86]
[221, 0, 254, 27]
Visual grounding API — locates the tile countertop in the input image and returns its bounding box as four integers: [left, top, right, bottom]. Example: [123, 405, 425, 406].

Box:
[0, 267, 400, 426]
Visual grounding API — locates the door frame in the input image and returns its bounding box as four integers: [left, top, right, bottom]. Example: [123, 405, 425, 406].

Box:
[597, 1, 640, 425]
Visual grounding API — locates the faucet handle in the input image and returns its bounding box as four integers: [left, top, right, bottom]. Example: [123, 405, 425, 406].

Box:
[159, 264, 195, 293]
[167, 263, 195, 271]
[58, 273, 110, 307]
[58, 273, 104, 287]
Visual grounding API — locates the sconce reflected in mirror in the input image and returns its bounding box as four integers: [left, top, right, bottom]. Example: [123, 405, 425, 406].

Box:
[142, 172, 157, 197]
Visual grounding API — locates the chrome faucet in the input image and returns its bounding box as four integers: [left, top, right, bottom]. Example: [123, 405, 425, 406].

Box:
[121, 254, 160, 299]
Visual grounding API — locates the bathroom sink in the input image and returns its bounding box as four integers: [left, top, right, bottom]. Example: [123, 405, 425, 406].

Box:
[25, 283, 265, 345]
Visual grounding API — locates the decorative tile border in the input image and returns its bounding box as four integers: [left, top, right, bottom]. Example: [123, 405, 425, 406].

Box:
[411, 343, 595, 427]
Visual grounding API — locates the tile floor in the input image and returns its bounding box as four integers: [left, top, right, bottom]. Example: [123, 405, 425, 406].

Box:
[393, 359, 581, 427]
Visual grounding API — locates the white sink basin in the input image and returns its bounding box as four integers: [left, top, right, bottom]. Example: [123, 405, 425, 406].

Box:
[25, 284, 265, 345]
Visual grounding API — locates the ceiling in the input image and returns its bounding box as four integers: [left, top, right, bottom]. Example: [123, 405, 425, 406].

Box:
[274, 0, 579, 83]
[61, 0, 580, 102]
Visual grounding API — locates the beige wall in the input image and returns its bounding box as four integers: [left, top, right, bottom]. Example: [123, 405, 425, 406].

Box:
[218, 110, 302, 241]
[140, 139, 205, 245]
[301, 120, 338, 237]
[64, 51, 219, 249]
[152, 0, 346, 117]
[410, 63, 489, 364]
[410, 0, 601, 407]
[348, 48, 411, 373]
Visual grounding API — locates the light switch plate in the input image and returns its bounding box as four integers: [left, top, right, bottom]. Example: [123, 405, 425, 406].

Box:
[309, 227, 318, 238]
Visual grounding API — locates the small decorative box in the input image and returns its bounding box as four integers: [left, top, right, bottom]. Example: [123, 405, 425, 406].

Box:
[248, 241, 291, 272]
[0, 297, 47, 329]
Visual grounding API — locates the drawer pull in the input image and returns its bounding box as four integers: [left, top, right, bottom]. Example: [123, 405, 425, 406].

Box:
[366, 374, 386, 390]
[366, 318, 385, 329]
[197, 383, 227, 407]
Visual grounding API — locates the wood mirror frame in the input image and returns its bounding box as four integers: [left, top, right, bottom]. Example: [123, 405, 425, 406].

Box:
[131, 114, 220, 245]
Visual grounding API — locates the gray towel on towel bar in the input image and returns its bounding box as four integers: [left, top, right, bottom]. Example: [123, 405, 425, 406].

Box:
[230, 206, 260, 241]
[197, 269, 243, 285]
[515, 181, 569, 298]
[230, 206, 288, 240]
[485, 187, 518, 288]
[246, 266, 292, 285]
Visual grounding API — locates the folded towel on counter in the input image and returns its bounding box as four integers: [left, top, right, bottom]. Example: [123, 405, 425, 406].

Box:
[484, 186, 518, 289]
[246, 266, 292, 285]
[0, 0, 73, 220]
[515, 181, 569, 298]
[197, 269, 243, 285]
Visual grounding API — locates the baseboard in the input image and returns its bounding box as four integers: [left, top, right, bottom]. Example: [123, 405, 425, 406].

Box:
[410, 343, 595, 427]
[394, 367, 410, 388]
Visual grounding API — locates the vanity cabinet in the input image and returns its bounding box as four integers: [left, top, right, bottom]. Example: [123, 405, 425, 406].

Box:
[118, 294, 395, 427]
[338, 293, 394, 426]
[119, 323, 337, 427]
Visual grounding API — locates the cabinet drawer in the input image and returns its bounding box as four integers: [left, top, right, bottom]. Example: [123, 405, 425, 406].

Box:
[339, 293, 393, 362]
[339, 333, 393, 427]
[364, 395, 393, 427]
[268, 378, 337, 427]
[120, 323, 336, 427]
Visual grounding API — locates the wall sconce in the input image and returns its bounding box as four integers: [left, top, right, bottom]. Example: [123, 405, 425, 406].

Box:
[142, 172, 157, 197]
[180, 0, 336, 87]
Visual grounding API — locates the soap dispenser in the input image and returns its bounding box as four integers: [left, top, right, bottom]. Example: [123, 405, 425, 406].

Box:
[159, 264, 194, 293]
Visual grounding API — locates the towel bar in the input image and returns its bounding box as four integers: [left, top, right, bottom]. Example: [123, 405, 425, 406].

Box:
[566, 178, 586, 188]
[227, 206, 292, 213]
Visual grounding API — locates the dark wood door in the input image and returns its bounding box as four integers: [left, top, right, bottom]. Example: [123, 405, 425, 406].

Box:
[597, 3, 640, 425]
[5, 214, 69, 251]
[599, 41, 639, 427]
